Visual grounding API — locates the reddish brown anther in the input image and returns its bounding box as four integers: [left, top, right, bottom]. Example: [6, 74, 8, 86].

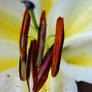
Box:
[19, 9, 30, 81]
[31, 40, 38, 83]
[36, 10, 46, 67]
[19, 9, 30, 58]
[38, 10, 46, 41]
[33, 46, 53, 92]
[26, 40, 38, 92]
[26, 41, 33, 81]
[51, 17, 64, 77]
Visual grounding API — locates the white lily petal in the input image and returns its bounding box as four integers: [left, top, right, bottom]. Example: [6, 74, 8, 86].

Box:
[0, 63, 78, 92]
[62, 32, 92, 66]
[0, 39, 18, 58]
[49, 59, 92, 92]
[50, 66, 78, 92]
[47, 0, 92, 39]
[1, 59, 92, 92]
[61, 60, 92, 83]
[0, 67, 27, 92]
[0, 39, 19, 72]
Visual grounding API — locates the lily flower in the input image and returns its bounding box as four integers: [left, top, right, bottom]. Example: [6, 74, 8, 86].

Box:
[0, 0, 92, 92]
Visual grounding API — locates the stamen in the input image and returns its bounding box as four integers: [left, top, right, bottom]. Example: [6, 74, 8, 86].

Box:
[19, 9, 30, 81]
[27, 79, 31, 92]
[36, 10, 46, 67]
[26, 40, 37, 92]
[33, 45, 53, 91]
[31, 40, 38, 84]
[51, 17, 64, 77]
[26, 41, 33, 81]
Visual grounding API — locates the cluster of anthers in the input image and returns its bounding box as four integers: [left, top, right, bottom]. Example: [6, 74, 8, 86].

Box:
[19, 1, 64, 92]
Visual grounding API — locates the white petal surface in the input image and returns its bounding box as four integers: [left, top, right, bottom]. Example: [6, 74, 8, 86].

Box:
[62, 32, 92, 66]
[1, 60, 92, 92]
[0, 39, 19, 72]
[50, 68, 78, 92]
[0, 64, 78, 92]
[0, 40, 18, 58]
[49, 59, 92, 92]
[61, 60, 92, 83]
[0, 67, 27, 92]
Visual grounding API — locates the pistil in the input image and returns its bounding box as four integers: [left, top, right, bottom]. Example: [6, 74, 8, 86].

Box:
[22, 1, 38, 31]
